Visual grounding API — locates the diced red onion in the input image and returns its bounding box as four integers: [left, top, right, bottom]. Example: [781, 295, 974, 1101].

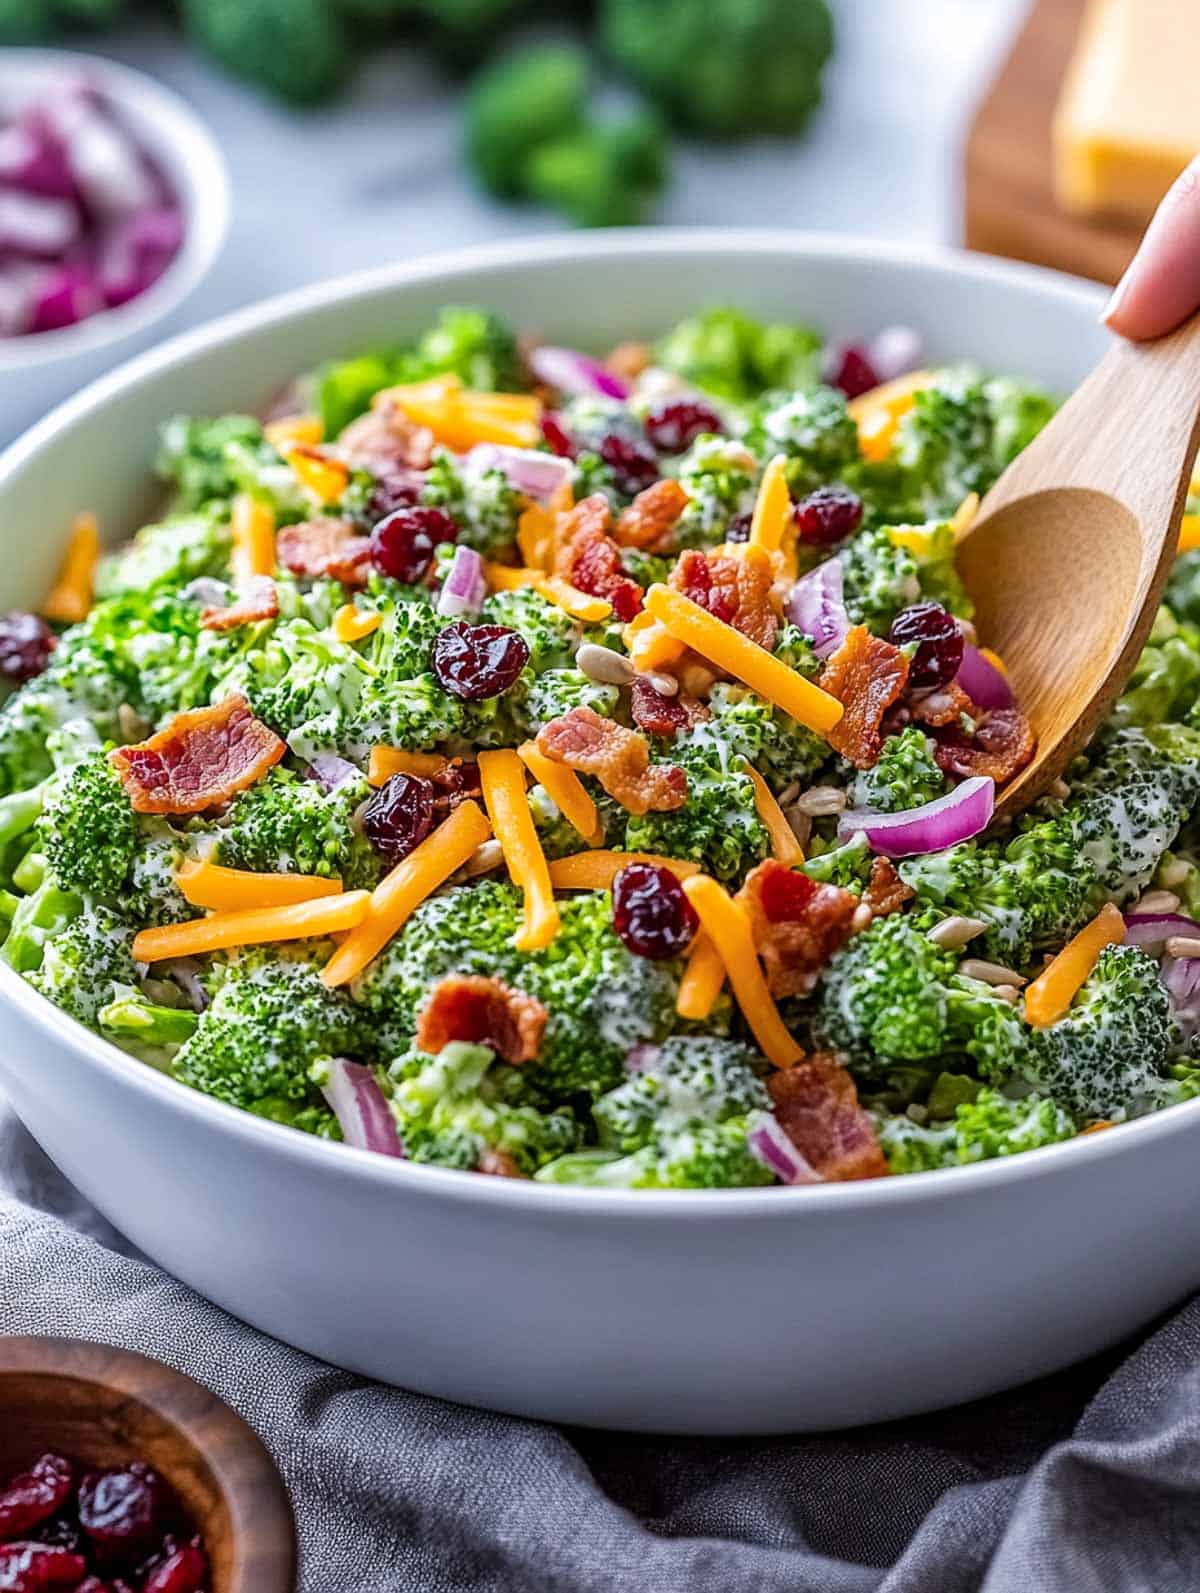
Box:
[838, 775, 995, 859]
[0, 118, 76, 199]
[0, 189, 80, 257]
[1161, 954, 1200, 1044]
[748, 1115, 821, 1185]
[29, 263, 101, 333]
[0, 263, 42, 337]
[307, 752, 360, 793]
[868, 325, 923, 384]
[466, 443, 573, 501]
[528, 344, 630, 401]
[786, 557, 849, 659]
[625, 1043, 662, 1074]
[43, 84, 155, 220]
[96, 206, 184, 308]
[181, 576, 230, 609]
[955, 643, 1014, 711]
[1122, 912, 1200, 951]
[320, 1058, 405, 1156]
[437, 545, 488, 618]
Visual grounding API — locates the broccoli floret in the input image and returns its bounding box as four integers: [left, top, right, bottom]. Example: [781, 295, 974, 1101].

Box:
[840, 520, 970, 633]
[525, 111, 668, 228]
[175, 948, 376, 1110]
[95, 509, 232, 598]
[672, 435, 759, 548]
[180, 0, 351, 105]
[694, 685, 827, 792]
[538, 1116, 775, 1188]
[24, 901, 136, 1027]
[420, 449, 524, 556]
[623, 733, 769, 881]
[516, 669, 618, 737]
[247, 1095, 341, 1138]
[746, 386, 859, 493]
[355, 880, 680, 1100]
[1069, 726, 1200, 901]
[479, 586, 580, 673]
[593, 1034, 768, 1151]
[98, 988, 201, 1051]
[0, 779, 50, 887]
[877, 1088, 1076, 1174]
[847, 728, 945, 814]
[225, 615, 376, 757]
[801, 829, 873, 892]
[1107, 624, 1200, 732]
[465, 45, 588, 201]
[655, 307, 822, 402]
[218, 766, 380, 890]
[39, 755, 136, 899]
[156, 415, 304, 515]
[602, 0, 834, 138]
[379, 1042, 580, 1175]
[1021, 945, 1173, 1119]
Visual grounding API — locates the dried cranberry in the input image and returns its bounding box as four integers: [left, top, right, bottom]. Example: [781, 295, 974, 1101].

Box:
[369, 506, 457, 584]
[643, 398, 724, 454]
[598, 433, 659, 497]
[793, 485, 863, 546]
[77, 1465, 164, 1554]
[431, 621, 529, 700]
[362, 773, 435, 867]
[827, 343, 880, 400]
[725, 511, 752, 544]
[0, 613, 56, 686]
[363, 465, 425, 524]
[612, 863, 699, 961]
[889, 601, 964, 692]
[0, 1456, 73, 1540]
[540, 413, 576, 458]
[0, 1542, 87, 1590]
[141, 1537, 208, 1593]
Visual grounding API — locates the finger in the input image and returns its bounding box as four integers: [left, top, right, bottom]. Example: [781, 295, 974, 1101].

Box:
[1103, 156, 1200, 340]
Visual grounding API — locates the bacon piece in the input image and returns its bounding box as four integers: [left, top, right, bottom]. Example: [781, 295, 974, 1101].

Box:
[478, 1147, 528, 1178]
[668, 546, 778, 649]
[615, 479, 690, 552]
[932, 707, 1036, 785]
[555, 493, 643, 622]
[199, 576, 279, 632]
[416, 975, 547, 1064]
[277, 517, 372, 587]
[536, 707, 687, 815]
[909, 680, 975, 729]
[338, 398, 435, 472]
[739, 859, 857, 998]
[629, 677, 710, 739]
[819, 625, 909, 769]
[605, 341, 651, 381]
[109, 695, 284, 815]
[862, 856, 914, 918]
[767, 1053, 889, 1182]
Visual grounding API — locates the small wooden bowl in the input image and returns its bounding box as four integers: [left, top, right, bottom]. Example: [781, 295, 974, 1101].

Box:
[0, 1337, 295, 1592]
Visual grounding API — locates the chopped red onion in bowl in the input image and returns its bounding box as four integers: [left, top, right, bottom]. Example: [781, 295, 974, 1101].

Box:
[528, 343, 630, 401]
[786, 557, 849, 659]
[1161, 954, 1200, 1044]
[307, 752, 361, 793]
[1122, 912, 1200, 952]
[466, 443, 573, 502]
[838, 775, 996, 859]
[437, 545, 488, 619]
[319, 1058, 405, 1156]
[747, 1115, 820, 1185]
[955, 642, 1014, 711]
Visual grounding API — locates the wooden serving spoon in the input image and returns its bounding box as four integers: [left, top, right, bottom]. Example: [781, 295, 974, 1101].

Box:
[956, 309, 1200, 820]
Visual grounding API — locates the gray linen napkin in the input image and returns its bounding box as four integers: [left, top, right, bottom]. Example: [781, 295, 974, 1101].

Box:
[3, 1100, 1200, 1593]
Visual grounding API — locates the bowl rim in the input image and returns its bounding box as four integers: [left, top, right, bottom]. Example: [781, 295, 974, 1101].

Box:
[0, 46, 230, 371]
[0, 1335, 295, 1591]
[3, 225, 1191, 1219]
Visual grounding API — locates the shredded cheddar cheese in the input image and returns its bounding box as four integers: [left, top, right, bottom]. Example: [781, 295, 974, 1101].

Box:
[478, 749, 560, 951]
[367, 747, 452, 787]
[1179, 515, 1200, 554]
[951, 491, 981, 541]
[265, 415, 323, 450]
[1023, 902, 1125, 1028]
[546, 851, 700, 891]
[849, 369, 936, 464]
[286, 446, 350, 505]
[743, 762, 804, 865]
[230, 493, 276, 584]
[322, 800, 491, 988]
[332, 604, 382, 643]
[517, 741, 604, 846]
[43, 512, 100, 624]
[539, 575, 612, 623]
[380, 373, 542, 452]
[623, 609, 687, 672]
[748, 454, 792, 553]
[676, 931, 727, 1020]
[133, 889, 371, 963]
[681, 875, 803, 1067]
[979, 646, 1009, 677]
[176, 858, 344, 912]
[644, 584, 844, 735]
[484, 561, 545, 592]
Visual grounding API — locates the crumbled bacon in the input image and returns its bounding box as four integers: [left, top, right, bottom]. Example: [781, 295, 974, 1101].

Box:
[739, 859, 857, 998]
[416, 975, 547, 1064]
[338, 399, 435, 472]
[819, 625, 910, 769]
[109, 695, 284, 815]
[199, 576, 279, 632]
[478, 1147, 527, 1178]
[605, 341, 652, 381]
[277, 517, 372, 587]
[555, 493, 643, 622]
[430, 759, 483, 816]
[909, 680, 975, 729]
[861, 856, 914, 918]
[629, 676, 709, 739]
[614, 480, 690, 552]
[536, 707, 687, 815]
[767, 1053, 890, 1182]
[931, 707, 1036, 785]
[668, 546, 778, 649]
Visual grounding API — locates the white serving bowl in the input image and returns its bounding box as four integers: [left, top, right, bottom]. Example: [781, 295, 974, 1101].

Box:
[1, 231, 1194, 1436]
[0, 48, 229, 442]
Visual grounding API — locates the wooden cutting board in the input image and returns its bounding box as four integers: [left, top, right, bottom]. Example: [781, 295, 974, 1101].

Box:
[964, 0, 1145, 286]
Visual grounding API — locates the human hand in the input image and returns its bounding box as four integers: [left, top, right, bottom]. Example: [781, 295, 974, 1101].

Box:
[1103, 155, 1200, 339]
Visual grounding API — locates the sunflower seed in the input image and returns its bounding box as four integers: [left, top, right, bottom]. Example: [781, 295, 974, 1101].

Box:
[992, 984, 1021, 1005]
[463, 840, 504, 877]
[960, 957, 1027, 988]
[793, 785, 847, 817]
[1135, 889, 1181, 915]
[1166, 936, 1200, 960]
[1049, 777, 1071, 800]
[644, 670, 679, 697]
[576, 643, 636, 686]
[784, 808, 812, 850]
[851, 902, 874, 933]
[927, 915, 989, 949]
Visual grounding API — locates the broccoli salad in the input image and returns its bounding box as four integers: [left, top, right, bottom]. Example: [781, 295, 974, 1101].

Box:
[7, 302, 1200, 1190]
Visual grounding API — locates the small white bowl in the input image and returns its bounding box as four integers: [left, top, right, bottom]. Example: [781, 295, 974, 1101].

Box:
[0, 48, 229, 440]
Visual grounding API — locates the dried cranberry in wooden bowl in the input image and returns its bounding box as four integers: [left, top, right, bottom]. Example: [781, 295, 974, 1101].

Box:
[0, 1340, 293, 1593]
